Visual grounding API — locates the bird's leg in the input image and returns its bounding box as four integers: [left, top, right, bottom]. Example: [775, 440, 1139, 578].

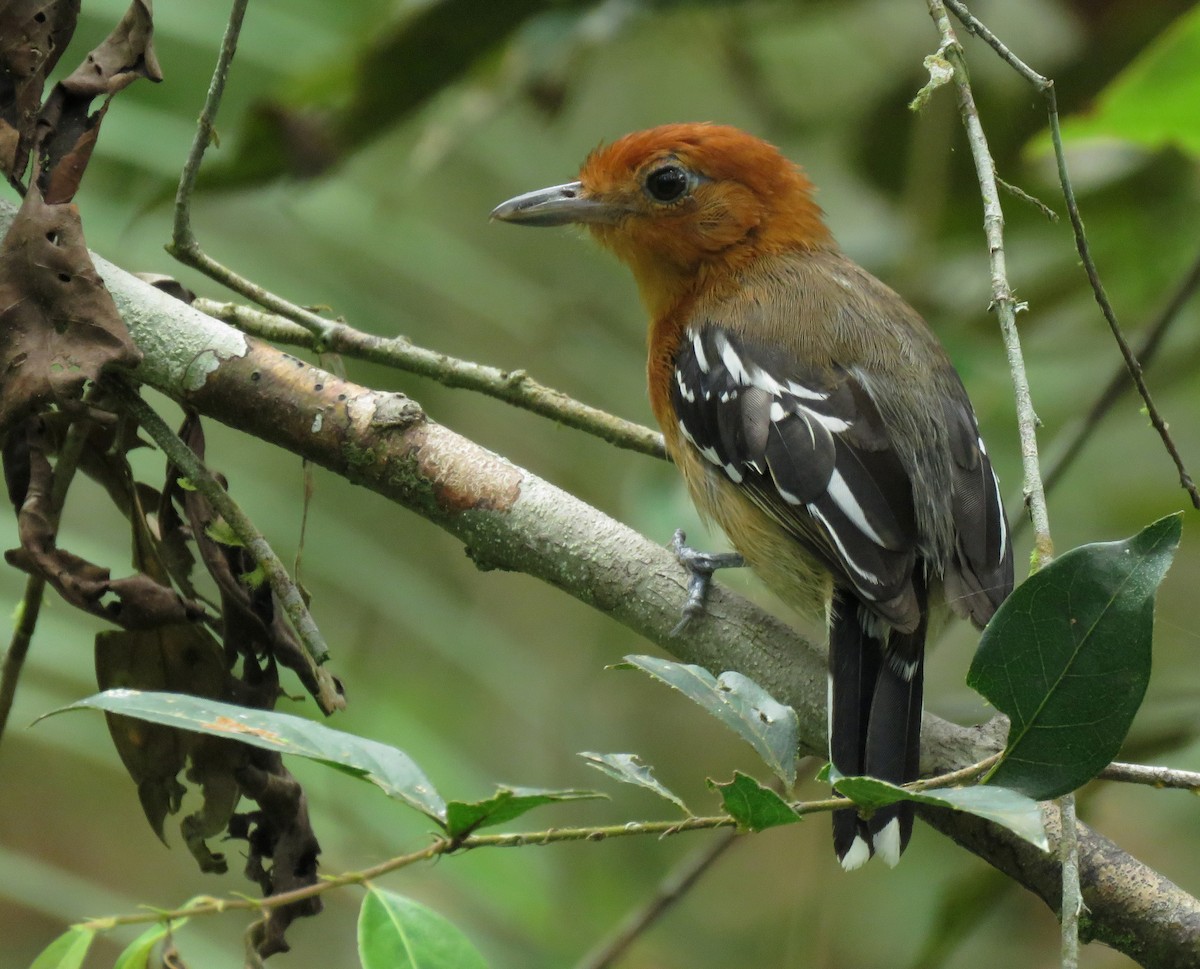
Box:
[670, 529, 745, 634]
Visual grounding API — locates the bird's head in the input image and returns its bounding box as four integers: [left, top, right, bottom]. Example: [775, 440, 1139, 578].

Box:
[491, 123, 833, 315]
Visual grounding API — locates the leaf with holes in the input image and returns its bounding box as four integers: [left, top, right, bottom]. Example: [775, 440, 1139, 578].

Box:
[47, 690, 447, 822]
[580, 751, 691, 814]
[615, 656, 798, 789]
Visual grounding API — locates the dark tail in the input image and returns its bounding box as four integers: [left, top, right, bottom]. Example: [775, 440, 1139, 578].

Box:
[829, 584, 927, 869]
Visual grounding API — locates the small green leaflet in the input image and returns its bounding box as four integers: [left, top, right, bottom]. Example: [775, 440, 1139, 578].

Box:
[358, 886, 489, 969]
[615, 656, 798, 789]
[708, 772, 800, 831]
[444, 786, 606, 838]
[111, 917, 190, 969]
[832, 774, 1047, 851]
[28, 926, 95, 969]
[579, 752, 691, 814]
[47, 690, 447, 823]
[969, 514, 1180, 800]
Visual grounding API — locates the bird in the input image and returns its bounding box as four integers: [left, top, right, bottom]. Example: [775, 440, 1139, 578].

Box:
[491, 123, 1013, 869]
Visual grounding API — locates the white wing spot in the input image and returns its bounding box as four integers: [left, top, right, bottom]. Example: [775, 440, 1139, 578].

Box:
[827, 469, 885, 545]
[800, 405, 851, 433]
[807, 503, 881, 593]
[674, 369, 695, 403]
[692, 331, 710, 373]
[716, 334, 751, 384]
[785, 379, 829, 401]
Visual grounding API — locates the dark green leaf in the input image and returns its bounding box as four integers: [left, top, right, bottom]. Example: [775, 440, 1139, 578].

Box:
[708, 772, 800, 831]
[969, 515, 1180, 799]
[47, 690, 447, 823]
[616, 656, 798, 788]
[579, 752, 690, 814]
[358, 886, 489, 969]
[28, 926, 94, 969]
[443, 786, 605, 838]
[832, 775, 1047, 850]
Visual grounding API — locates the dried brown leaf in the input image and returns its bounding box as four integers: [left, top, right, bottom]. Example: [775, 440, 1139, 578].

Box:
[0, 0, 80, 178]
[0, 187, 140, 434]
[34, 0, 161, 200]
[4, 423, 204, 627]
[165, 413, 331, 704]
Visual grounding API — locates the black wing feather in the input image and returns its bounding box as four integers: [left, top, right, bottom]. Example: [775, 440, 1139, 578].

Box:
[671, 326, 919, 625]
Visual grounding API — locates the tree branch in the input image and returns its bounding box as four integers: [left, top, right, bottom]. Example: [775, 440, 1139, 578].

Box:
[3, 197, 1197, 966]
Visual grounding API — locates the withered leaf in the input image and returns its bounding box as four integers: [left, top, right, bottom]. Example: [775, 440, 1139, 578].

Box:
[0, 187, 141, 435]
[165, 413, 340, 707]
[0, 0, 80, 179]
[98, 624, 248, 868]
[232, 757, 322, 957]
[34, 0, 162, 201]
[5, 426, 203, 627]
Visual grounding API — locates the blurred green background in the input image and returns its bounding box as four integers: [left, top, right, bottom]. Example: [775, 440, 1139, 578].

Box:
[3, 0, 1200, 966]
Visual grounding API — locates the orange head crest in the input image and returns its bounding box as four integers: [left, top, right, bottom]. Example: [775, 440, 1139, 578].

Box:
[492, 123, 834, 313]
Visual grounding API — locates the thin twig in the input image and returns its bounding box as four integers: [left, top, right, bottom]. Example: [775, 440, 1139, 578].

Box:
[1059, 795, 1081, 969]
[192, 298, 667, 460]
[924, 0, 1053, 566]
[1040, 245, 1200, 501]
[0, 577, 45, 745]
[1099, 761, 1200, 791]
[109, 380, 345, 714]
[0, 415, 94, 746]
[573, 830, 739, 969]
[76, 750, 1014, 936]
[166, 0, 333, 347]
[944, 0, 1200, 510]
[910, 752, 1002, 791]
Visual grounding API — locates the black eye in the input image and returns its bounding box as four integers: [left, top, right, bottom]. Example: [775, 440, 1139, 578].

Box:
[645, 165, 691, 203]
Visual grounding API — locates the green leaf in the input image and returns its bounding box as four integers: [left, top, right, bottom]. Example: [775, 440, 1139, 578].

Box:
[616, 656, 798, 788]
[708, 772, 800, 831]
[1054, 6, 1200, 157]
[443, 786, 605, 838]
[832, 775, 1047, 851]
[358, 886, 489, 969]
[28, 926, 94, 969]
[579, 752, 691, 814]
[968, 515, 1180, 799]
[112, 918, 189, 969]
[47, 690, 447, 823]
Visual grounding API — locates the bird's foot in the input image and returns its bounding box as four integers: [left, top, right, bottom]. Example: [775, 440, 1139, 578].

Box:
[670, 529, 744, 635]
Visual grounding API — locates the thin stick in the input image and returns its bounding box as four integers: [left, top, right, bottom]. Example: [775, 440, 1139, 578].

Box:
[574, 831, 739, 969]
[0, 415, 94, 745]
[193, 298, 666, 460]
[943, 0, 1200, 510]
[110, 381, 344, 714]
[925, 0, 1053, 564]
[1099, 761, 1200, 791]
[1040, 246, 1200, 500]
[1059, 795, 1081, 969]
[166, 0, 333, 347]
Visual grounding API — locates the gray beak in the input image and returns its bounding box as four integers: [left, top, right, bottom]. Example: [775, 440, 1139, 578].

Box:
[490, 181, 623, 227]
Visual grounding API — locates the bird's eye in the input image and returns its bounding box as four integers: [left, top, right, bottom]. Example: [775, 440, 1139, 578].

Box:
[644, 165, 691, 203]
